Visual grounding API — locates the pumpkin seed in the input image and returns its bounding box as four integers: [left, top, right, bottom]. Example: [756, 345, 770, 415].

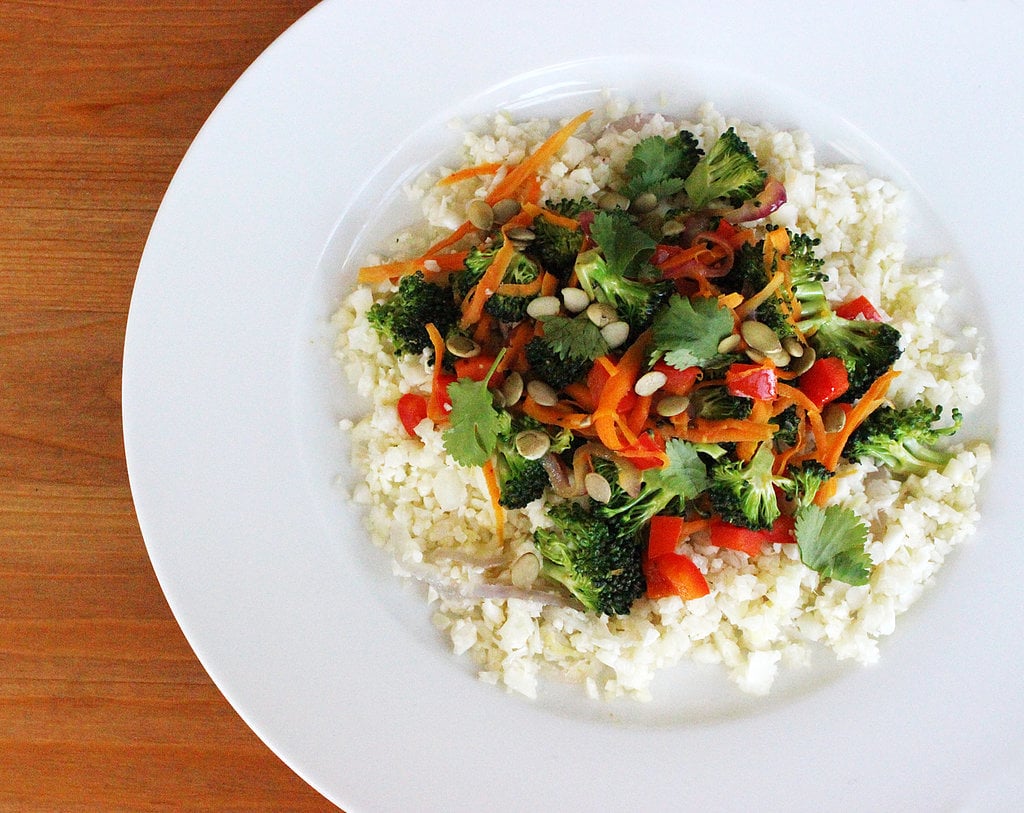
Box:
[631, 191, 659, 214]
[656, 394, 690, 417]
[634, 370, 668, 397]
[514, 429, 551, 460]
[597, 191, 631, 211]
[718, 333, 742, 354]
[600, 320, 630, 349]
[509, 552, 541, 589]
[740, 320, 782, 354]
[446, 334, 480, 358]
[491, 198, 521, 224]
[505, 227, 535, 244]
[584, 472, 612, 504]
[788, 344, 816, 375]
[501, 371, 524, 406]
[783, 336, 805, 358]
[586, 301, 617, 327]
[822, 402, 848, 433]
[465, 199, 494, 231]
[526, 295, 560, 319]
[526, 379, 558, 407]
[561, 287, 590, 313]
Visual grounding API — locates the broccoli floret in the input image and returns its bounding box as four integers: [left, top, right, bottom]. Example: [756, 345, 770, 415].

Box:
[495, 420, 550, 509]
[533, 500, 646, 616]
[453, 240, 541, 323]
[783, 460, 834, 509]
[573, 248, 674, 337]
[529, 198, 595, 281]
[798, 312, 902, 400]
[691, 385, 753, 421]
[708, 443, 790, 530]
[786, 231, 828, 322]
[523, 336, 593, 391]
[683, 127, 767, 210]
[367, 270, 459, 358]
[773, 404, 800, 450]
[844, 401, 963, 477]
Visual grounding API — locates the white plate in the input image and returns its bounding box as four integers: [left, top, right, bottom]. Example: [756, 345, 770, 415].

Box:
[123, 1, 1024, 810]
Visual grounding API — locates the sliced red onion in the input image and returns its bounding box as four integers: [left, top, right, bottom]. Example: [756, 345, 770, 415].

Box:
[716, 176, 787, 223]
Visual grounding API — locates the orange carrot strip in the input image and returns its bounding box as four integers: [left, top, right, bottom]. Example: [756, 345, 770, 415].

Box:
[736, 270, 785, 318]
[812, 476, 838, 507]
[425, 323, 449, 423]
[592, 332, 650, 450]
[626, 393, 654, 436]
[563, 382, 597, 413]
[424, 220, 477, 257]
[437, 161, 503, 186]
[539, 271, 559, 296]
[495, 321, 534, 376]
[775, 382, 828, 461]
[494, 277, 542, 297]
[481, 458, 504, 543]
[519, 398, 593, 431]
[718, 291, 744, 311]
[486, 110, 593, 204]
[736, 398, 774, 462]
[818, 369, 900, 471]
[460, 235, 515, 329]
[679, 417, 778, 444]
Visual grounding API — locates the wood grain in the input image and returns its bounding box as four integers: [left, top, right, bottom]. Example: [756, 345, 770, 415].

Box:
[0, 2, 338, 810]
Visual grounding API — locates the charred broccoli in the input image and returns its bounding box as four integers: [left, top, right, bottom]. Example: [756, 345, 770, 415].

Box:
[367, 270, 459, 358]
[533, 500, 646, 616]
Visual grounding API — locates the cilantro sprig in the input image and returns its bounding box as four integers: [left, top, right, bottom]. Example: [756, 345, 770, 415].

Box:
[650, 293, 735, 370]
[620, 132, 704, 200]
[442, 350, 509, 467]
[795, 504, 873, 586]
[537, 314, 609, 362]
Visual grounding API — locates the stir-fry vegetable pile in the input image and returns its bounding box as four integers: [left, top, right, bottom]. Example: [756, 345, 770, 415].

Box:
[360, 110, 965, 617]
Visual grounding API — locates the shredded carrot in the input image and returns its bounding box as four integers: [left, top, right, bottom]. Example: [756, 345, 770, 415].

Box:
[494, 321, 534, 376]
[481, 458, 504, 543]
[563, 382, 597, 413]
[486, 110, 593, 204]
[678, 417, 779, 444]
[818, 369, 900, 470]
[775, 382, 829, 462]
[424, 323, 449, 423]
[592, 332, 650, 450]
[658, 242, 729, 275]
[812, 476, 838, 507]
[495, 277, 543, 297]
[519, 398, 593, 431]
[736, 270, 785, 318]
[459, 235, 515, 329]
[718, 291, 744, 311]
[539, 271, 559, 297]
[736, 398, 774, 462]
[423, 220, 477, 257]
[437, 161, 503, 186]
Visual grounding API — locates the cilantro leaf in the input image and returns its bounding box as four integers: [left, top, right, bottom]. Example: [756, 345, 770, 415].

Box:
[589, 210, 657, 278]
[442, 352, 510, 467]
[795, 504, 872, 586]
[650, 294, 735, 370]
[643, 438, 709, 500]
[621, 133, 703, 199]
[537, 314, 609, 361]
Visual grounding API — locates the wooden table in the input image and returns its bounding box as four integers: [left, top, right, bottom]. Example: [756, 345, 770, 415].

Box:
[1, 2, 340, 809]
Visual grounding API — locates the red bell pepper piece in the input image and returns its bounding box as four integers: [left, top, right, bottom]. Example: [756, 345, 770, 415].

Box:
[619, 432, 667, 470]
[652, 360, 701, 396]
[798, 356, 850, 409]
[725, 362, 778, 401]
[835, 295, 883, 322]
[454, 354, 504, 386]
[709, 515, 795, 556]
[646, 515, 685, 559]
[645, 551, 710, 600]
[396, 392, 429, 437]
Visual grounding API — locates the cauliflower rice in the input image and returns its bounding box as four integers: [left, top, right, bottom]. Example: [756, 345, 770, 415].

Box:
[333, 101, 990, 700]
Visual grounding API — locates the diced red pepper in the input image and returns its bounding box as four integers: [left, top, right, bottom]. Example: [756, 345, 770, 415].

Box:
[725, 362, 778, 401]
[454, 354, 504, 386]
[645, 551, 710, 600]
[798, 356, 850, 409]
[835, 295, 883, 322]
[709, 515, 795, 557]
[646, 515, 685, 559]
[396, 392, 429, 437]
[619, 432, 667, 470]
[652, 360, 701, 396]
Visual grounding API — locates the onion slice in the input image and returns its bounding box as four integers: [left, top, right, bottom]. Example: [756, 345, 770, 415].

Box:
[716, 176, 787, 223]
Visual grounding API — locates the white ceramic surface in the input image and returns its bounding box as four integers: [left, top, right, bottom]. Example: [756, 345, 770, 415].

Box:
[123, 2, 1023, 810]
